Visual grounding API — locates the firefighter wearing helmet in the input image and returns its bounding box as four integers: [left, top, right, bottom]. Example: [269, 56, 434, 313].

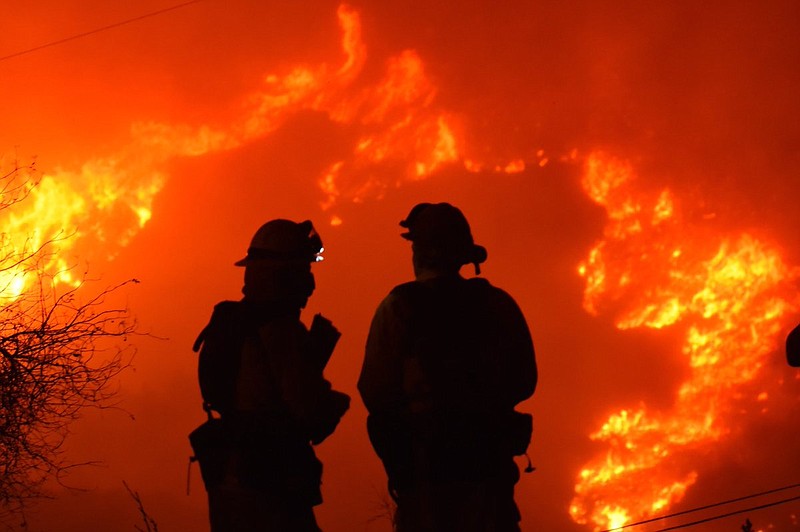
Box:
[191, 219, 349, 532]
[359, 203, 538, 531]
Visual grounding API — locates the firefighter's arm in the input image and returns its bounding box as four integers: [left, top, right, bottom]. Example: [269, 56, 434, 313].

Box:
[277, 321, 349, 442]
[358, 294, 406, 414]
[493, 289, 538, 406]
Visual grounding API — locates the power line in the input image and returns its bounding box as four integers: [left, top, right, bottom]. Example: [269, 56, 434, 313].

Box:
[655, 494, 800, 531]
[0, 0, 206, 63]
[602, 481, 800, 532]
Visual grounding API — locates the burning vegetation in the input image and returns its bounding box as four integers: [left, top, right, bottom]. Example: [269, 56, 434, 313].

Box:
[1, 1, 799, 530]
[570, 153, 799, 530]
[0, 161, 136, 516]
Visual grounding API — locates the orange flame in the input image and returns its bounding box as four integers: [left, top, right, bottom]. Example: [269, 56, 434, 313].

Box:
[132, 4, 466, 220]
[3, 0, 549, 289]
[570, 152, 799, 530]
[0, 151, 167, 296]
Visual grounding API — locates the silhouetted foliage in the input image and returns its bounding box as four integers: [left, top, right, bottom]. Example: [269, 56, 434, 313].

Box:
[0, 160, 136, 519]
[124, 481, 159, 532]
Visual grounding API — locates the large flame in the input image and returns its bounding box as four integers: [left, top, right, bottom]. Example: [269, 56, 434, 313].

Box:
[0, 5, 369, 293]
[2, 1, 536, 293]
[4, 3, 800, 530]
[136, 3, 546, 224]
[1, 139, 179, 296]
[140, 3, 466, 220]
[570, 152, 799, 530]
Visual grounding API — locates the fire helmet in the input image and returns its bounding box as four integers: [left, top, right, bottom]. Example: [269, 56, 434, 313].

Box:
[235, 219, 323, 266]
[400, 202, 487, 274]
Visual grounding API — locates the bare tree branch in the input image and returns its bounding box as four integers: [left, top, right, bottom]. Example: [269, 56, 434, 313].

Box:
[123, 481, 159, 532]
[0, 160, 137, 521]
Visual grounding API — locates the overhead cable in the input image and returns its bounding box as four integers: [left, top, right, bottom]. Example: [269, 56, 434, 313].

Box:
[0, 0, 206, 63]
[655, 494, 800, 531]
[602, 481, 800, 531]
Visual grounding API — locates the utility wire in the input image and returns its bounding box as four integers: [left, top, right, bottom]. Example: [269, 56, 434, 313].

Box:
[0, 0, 206, 63]
[655, 494, 800, 531]
[602, 481, 800, 531]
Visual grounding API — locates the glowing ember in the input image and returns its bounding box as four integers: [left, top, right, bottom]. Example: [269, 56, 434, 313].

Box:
[570, 152, 799, 530]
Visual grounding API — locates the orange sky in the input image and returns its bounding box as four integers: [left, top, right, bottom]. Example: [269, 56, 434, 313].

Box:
[1, 1, 800, 530]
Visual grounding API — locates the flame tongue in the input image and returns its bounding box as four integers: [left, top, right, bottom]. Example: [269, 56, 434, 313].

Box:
[3, 4, 799, 529]
[570, 152, 798, 530]
[0, 148, 170, 298]
[3, 0, 532, 280]
[124, 4, 462, 219]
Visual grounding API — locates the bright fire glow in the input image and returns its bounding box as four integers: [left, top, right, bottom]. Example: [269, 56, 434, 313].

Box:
[2, 0, 546, 288]
[570, 152, 799, 530]
[3, 2, 542, 296]
[0, 160, 160, 297]
[0, 137, 185, 296]
[16, 11, 794, 527]
[130, 4, 470, 220]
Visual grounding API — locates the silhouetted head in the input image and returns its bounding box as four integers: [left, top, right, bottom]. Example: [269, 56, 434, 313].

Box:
[235, 219, 323, 266]
[236, 219, 323, 307]
[787, 324, 800, 367]
[400, 202, 487, 276]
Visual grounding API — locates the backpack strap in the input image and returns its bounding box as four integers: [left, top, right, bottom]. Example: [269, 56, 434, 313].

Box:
[194, 301, 289, 417]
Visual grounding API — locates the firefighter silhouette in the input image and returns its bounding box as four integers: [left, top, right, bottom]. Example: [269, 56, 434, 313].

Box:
[359, 203, 538, 531]
[787, 323, 800, 367]
[190, 219, 349, 532]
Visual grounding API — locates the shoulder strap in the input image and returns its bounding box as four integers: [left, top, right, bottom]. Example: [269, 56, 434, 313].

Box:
[194, 301, 288, 417]
[193, 301, 240, 353]
[388, 280, 423, 299]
